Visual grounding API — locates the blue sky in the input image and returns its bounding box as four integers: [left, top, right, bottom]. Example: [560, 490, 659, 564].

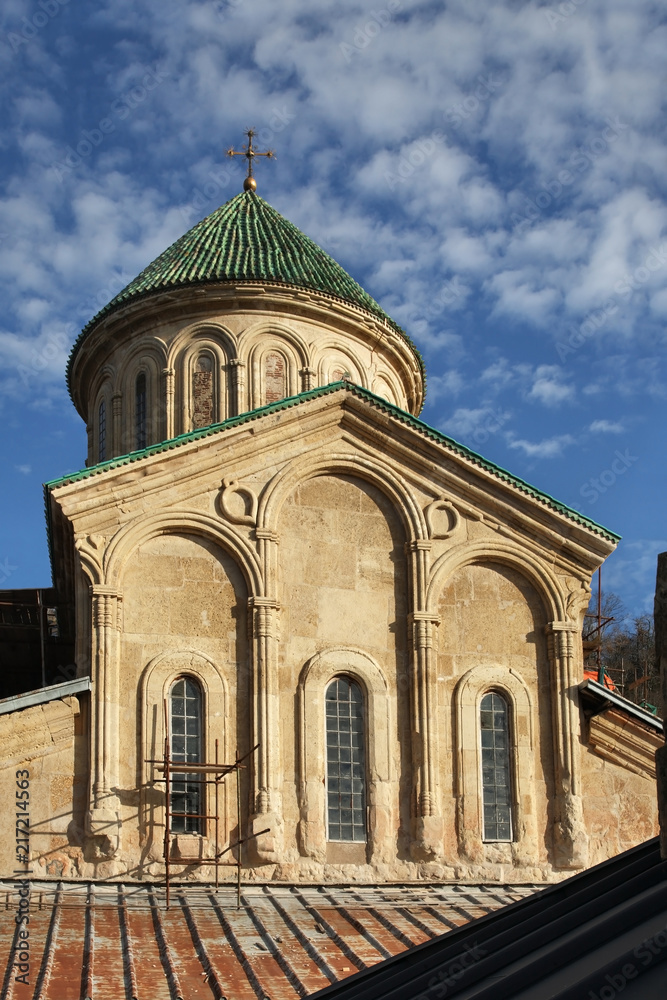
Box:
[1, 0, 666, 618]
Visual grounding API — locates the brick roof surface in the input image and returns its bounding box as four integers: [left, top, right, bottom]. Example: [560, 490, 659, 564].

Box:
[0, 880, 540, 999]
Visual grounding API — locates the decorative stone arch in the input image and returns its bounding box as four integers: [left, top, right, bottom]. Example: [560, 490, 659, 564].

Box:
[93, 376, 113, 464]
[454, 664, 538, 864]
[166, 320, 237, 369]
[311, 341, 367, 389]
[237, 319, 310, 370]
[167, 322, 236, 433]
[371, 370, 403, 407]
[118, 344, 166, 452]
[89, 363, 117, 411]
[258, 450, 427, 544]
[246, 341, 299, 408]
[238, 320, 310, 409]
[427, 539, 565, 623]
[139, 649, 229, 849]
[102, 509, 263, 597]
[297, 646, 393, 864]
[179, 341, 229, 431]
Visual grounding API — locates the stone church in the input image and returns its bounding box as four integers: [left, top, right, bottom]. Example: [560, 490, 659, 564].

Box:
[0, 171, 661, 891]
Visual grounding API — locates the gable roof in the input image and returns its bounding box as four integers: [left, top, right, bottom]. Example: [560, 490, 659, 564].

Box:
[66, 191, 424, 394]
[45, 381, 620, 544]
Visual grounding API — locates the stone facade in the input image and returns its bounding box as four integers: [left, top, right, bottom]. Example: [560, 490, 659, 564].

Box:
[0, 193, 660, 885]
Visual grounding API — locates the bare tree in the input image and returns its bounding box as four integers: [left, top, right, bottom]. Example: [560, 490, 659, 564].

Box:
[583, 590, 660, 712]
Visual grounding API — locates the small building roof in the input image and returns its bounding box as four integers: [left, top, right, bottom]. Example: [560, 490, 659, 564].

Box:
[0, 880, 539, 999]
[0, 677, 90, 716]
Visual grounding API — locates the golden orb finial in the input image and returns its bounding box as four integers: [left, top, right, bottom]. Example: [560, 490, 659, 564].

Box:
[227, 128, 275, 192]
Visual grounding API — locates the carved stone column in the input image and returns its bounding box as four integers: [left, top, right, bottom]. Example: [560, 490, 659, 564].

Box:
[229, 358, 246, 416]
[247, 588, 283, 862]
[87, 585, 122, 858]
[162, 367, 175, 440]
[111, 392, 122, 458]
[546, 620, 589, 869]
[654, 552, 667, 858]
[406, 539, 443, 859]
[300, 367, 316, 392]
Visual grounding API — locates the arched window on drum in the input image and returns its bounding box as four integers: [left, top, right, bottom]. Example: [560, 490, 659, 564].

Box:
[480, 691, 513, 842]
[98, 399, 107, 462]
[170, 677, 203, 834]
[135, 372, 147, 450]
[264, 351, 287, 404]
[192, 353, 215, 429]
[325, 676, 367, 842]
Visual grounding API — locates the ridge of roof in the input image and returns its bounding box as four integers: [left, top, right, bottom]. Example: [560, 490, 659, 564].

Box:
[65, 191, 424, 395]
[44, 382, 620, 544]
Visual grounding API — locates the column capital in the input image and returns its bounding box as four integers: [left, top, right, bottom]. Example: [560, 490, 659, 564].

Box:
[299, 367, 316, 391]
[248, 596, 280, 609]
[408, 611, 441, 625]
[91, 587, 122, 630]
[406, 539, 432, 553]
[545, 620, 579, 634]
[255, 528, 279, 544]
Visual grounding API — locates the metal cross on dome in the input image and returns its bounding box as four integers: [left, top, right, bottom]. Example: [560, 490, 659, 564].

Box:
[226, 129, 276, 192]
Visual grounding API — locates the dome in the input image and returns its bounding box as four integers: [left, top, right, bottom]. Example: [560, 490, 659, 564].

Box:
[67, 190, 423, 391]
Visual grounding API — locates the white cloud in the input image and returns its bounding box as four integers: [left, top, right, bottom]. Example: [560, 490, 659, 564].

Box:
[426, 370, 465, 402]
[589, 419, 624, 433]
[527, 365, 574, 406]
[442, 404, 510, 445]
[507, 433, 575, 459]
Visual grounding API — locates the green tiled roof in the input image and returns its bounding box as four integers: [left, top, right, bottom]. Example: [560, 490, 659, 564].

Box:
[66, 191, 424, 392]
[45, 382, 620, 547]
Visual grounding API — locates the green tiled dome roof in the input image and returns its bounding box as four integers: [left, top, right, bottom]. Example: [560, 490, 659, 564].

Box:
[67, 191, 422, 389]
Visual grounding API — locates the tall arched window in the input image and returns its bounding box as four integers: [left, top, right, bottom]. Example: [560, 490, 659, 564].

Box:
[480, 691, 513, 842]
[192, 353, 214, 429]
[264, 351, 287, 404]
[98, 399, 107, 462]
[135, 372, 147, 450]
[325, 677, 366, 842]
[170, 677, 203, 834]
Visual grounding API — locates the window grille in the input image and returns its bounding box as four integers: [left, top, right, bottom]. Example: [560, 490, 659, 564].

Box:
[480, 691, 513, 841]
[98, 399, 106, 462]
[325, 677, 366, 842]
[170, 677, 202, 834]
[135, 372, 147, 450]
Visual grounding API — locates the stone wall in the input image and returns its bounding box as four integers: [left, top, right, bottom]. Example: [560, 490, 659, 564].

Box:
[0, 695, 87, 879]
[121, 532, 248, 873]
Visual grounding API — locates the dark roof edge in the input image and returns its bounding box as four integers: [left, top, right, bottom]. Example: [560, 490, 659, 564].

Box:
[0, 677, 91, 716]
[65, 278, 426, 400]
[44, 382, 620, 543]
[580, 677, 663, 730]
[308, 837, 665, 1000]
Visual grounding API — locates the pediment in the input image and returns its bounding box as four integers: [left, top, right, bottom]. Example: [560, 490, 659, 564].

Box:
[46, 384, 617, 578]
